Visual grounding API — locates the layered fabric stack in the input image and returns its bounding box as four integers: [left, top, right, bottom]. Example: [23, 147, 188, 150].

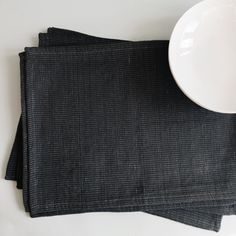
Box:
[5, 27, 236, 232]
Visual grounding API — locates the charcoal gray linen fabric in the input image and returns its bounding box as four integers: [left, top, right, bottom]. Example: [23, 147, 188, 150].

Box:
[5, 28, 236, 232]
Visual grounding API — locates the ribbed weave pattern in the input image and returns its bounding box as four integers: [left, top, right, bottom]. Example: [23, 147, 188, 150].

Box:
[5, 27, 236, 232]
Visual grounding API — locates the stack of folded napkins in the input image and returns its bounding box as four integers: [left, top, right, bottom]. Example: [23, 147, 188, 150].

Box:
[5, 27, 236, 232]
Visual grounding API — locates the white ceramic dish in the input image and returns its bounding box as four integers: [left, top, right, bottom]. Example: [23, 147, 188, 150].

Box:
[169, 0, 236, 113]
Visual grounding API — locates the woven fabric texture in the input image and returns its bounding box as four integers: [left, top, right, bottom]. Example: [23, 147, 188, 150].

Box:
[5, 27, 236, 232]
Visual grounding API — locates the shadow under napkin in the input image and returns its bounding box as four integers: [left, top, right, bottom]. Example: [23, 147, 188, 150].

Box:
[5, 27, 236, 232]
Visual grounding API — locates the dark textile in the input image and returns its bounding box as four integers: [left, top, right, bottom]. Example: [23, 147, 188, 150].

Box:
[5, 27, 236, 232]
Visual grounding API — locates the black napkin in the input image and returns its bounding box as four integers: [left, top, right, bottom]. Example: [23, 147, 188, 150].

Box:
[5, 27, 236, 232]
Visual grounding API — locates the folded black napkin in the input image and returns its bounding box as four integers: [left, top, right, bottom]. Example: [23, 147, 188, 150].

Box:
[5, 27, 236, 232]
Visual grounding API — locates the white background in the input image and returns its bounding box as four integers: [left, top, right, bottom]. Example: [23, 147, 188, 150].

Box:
[0, 0, 236, 235]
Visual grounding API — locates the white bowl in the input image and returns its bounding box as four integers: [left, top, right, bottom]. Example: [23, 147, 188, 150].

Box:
[169, 0, 236, 113]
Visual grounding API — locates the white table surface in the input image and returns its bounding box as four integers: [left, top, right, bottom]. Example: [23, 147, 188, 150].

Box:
[1, 0, 236, 235]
